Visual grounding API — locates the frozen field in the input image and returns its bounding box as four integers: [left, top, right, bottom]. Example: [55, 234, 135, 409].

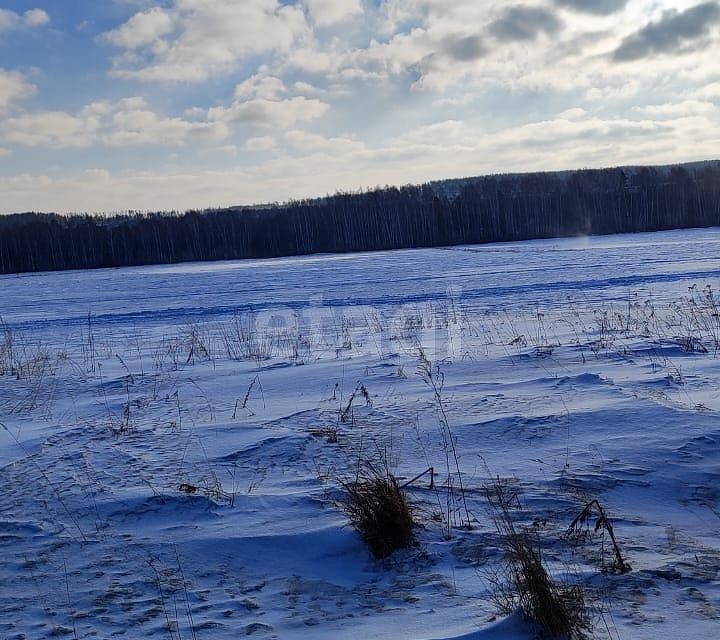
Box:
[1, 228, 720, 639]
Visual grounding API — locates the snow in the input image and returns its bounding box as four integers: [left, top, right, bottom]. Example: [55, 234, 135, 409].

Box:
[1, 227, 719, 639]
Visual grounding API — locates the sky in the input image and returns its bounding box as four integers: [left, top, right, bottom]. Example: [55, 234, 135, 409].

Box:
[0, 0, 719, 214]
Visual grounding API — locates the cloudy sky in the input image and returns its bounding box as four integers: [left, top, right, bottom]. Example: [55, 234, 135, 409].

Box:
[1, 0, 719, 213]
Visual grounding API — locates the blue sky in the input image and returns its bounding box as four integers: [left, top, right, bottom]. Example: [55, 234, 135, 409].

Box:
[1, 0, 719, 213]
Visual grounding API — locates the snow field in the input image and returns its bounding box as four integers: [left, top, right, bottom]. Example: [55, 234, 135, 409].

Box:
[1, 228, 719, 639]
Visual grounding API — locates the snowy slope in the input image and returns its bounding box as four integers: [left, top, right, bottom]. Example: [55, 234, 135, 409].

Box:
[1, 228, 719, 639]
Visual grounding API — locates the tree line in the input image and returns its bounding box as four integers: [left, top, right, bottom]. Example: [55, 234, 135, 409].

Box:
[1, 161, 719, 274]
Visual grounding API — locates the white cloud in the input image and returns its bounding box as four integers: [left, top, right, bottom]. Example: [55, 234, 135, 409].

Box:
[308, 0, 720, 98]
[400, 119, 470, 145]
[284, 130, 365, 153]
[23, 9, 50, 27]
[82, 168, 111, 182]
[104, 0, 311, 82]
[0, 70, 36, 113]
[285, 46, 334, 73]
[234, 74, 287, 100]
[292, 81, 325, 96]
[105, 98, 230, 146]
[689, 82, 720, 102]
[7, 103, 720, 215]
[102, 7, 174, 49]
[635, 100, 719, 118]
[0, 97, 229, 148]
[208, 73, 330, 128]
[304, 0, 363, 28]
[0, 7, 50, 30]
[557, 107, 588, 120]
[209, 95, 329, 128]
[317, 3, 525, 90]
[244, 136, 277, 151]
[2, 111, 93, 147]
[0, 9, 20, 30]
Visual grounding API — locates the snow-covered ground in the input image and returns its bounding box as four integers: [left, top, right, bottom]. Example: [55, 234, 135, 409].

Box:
[1, 228, 719, 639]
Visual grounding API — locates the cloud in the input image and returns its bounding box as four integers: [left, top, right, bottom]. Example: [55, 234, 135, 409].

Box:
[244, 136, 277, 151]
[0, 10, 17, 30]
[443, 35, 485, 62]
[339, 27, 433, 80]
[23, 9, 50, 27]
[304, 0, 363, 28]
[285, 46, 334, 73]
[104, 0, 310, 82]
[0, 8, 50, 30]
[0, 97, 229, 148]
[275, 2, 575, 92]
[613, 2, 720, 62]
[489, 5, 562, 42]
[102, 7, 174, 49]
[556, 107, 588, 120]
[378, 111, 714, 181]
[105, 98, 230, 146]
[400, 119, 471, 145]
[209, 95, 329, 128]
[6, 106, 720, 215]
[293, 81, 325, 96]
[1, 111, 92, 148]
[206, 74, 329, 128]
[234, 74, 287, 100]
[634, 100, 719, 119]
[0, 70, 36, 113]
[284, 130, 365, 154]
[334, 22, 490, 91]
[689, 82, 720, 102]
[554, 0, 627, 15]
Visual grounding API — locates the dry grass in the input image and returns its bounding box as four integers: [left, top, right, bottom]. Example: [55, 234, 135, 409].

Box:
[567, 500, 631, 574]
[504, 531, 587, 639]
[486, 479, 590, 639]
[342, 470, 414, 559]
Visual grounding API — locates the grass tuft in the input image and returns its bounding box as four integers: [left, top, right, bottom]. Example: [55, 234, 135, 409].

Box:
[342, 471, 414, 559]
[486, 479, 590, 639]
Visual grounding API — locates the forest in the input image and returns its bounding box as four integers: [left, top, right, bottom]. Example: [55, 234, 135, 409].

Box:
[1, 161, 719, 274]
